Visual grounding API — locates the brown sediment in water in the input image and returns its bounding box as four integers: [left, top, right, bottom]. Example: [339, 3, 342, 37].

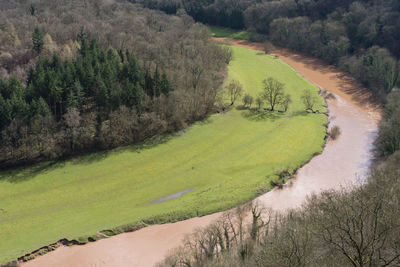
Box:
[22, 38, 380, 267]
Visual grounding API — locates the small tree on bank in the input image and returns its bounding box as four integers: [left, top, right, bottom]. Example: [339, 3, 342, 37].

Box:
[301, 89, 318, 112]
[282, 94, 291, 112]
[256, 96, 263, 110]
[262, 77, 285, 111]
[243, 93, 253, 108]
[226, 79, 243, 105]
[263, 41, 274, 54]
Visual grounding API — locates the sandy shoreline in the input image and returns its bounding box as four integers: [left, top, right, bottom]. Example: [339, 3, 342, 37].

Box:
[22, 38, 379, 267]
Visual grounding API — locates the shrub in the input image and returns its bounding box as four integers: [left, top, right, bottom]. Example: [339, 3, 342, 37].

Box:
[329, 125, 341, 140]
[263, 40, 274, 54]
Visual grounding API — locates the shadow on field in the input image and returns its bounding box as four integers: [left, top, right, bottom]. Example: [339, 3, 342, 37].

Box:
[70, 134, 176, 165]
[0, 115, 214, 183]
[71, 150, 109, 165]
[0, 161, 62, 183]
[291, 110, 311, 117]
[240, 109, 281, 121]
[128, 135, 175, 154]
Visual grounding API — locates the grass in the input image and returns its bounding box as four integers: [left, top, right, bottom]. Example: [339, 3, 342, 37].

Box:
[0, 45, 327, 264]
[209, 26, 253, 41]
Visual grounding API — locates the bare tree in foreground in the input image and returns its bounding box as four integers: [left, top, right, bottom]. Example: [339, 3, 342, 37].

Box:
[226, 80, 243, 106]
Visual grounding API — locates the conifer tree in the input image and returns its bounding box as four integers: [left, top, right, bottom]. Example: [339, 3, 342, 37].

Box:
[144, 69, 154, 98]
[32, 27, 44, 54]
[29, 4, 36, 16]
[160, 71, 174, 95]
[153, 67, 161, 97]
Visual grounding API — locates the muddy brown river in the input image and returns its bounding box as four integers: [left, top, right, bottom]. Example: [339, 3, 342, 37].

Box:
[23, 38, 379, 267]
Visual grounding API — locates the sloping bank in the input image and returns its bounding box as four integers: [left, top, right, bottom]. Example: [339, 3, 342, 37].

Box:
[20, 39, 379, 267]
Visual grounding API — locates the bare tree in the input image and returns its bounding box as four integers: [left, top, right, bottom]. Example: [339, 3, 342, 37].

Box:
[256, 96, 263, 110]
[262, 77, 285, 111]
[227, 79, 243, 105]
[301, 89, 318, 112]
[282, 94, 291, 112]
[243, 93, 253, 108]
[63, 108, 81, 152]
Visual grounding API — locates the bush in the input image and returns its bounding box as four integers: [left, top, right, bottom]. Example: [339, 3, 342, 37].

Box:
[263, 41, 274, 54]
[242, 93, 253, 108]
[329, 125, 341, 140]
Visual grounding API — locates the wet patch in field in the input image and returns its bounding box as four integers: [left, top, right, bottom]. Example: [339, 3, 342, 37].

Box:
[149, 188, 196, 204]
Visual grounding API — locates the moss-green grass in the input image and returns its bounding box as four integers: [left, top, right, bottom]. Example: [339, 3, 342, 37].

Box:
[209, 26, 252, 40]
[0, 45, 327, 264]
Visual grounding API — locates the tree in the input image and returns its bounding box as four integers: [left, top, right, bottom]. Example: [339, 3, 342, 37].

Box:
[0, 22, 21, 47]
[42, 33, 57, 58]
[29, 4, 36, 16]
[376, 89, 400, 156]
[32, 27, 44, 54]
[301, 89, 318, 112]
[263, 41, 274, 54]
[242, 93, 253, 108]
[226, 80, 243, 105]
[160, 71, 174, 95]
[64, 108, 81, 152]
[282, 94, 291, 112]
[256, 96, 263, 110]
[262, 77, 285, 111]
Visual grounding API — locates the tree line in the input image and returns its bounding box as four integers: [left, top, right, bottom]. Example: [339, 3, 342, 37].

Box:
[228, 77, 320, 114]
[0, 0, 231, 168]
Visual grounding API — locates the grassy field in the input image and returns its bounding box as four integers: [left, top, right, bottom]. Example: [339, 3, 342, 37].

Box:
[209, 26, 253, 40]
[0, 45, 327, 263]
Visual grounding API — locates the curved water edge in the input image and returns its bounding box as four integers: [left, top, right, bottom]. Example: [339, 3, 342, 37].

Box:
[21, 38, 380, 267]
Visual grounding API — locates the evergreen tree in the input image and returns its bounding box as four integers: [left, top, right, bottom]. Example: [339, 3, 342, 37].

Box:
[144, 69, 154, 98]
[160, 71, 174, 95]
[133, 82, 144, 114]
[153, 67, 161, 97]
[0, 95, 11, 130]
[31, 97, 51, 117]
[29, 4, 36, 16]
[77, 27, 86, 44]
[32, 27, 44, 54]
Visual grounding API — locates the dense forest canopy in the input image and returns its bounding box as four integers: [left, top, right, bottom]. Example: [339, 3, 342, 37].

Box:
[0, 0, 231, 168]
[135, 0, 400, 99]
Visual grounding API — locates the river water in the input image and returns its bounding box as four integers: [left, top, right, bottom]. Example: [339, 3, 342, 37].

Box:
[23, 38, 379, 267]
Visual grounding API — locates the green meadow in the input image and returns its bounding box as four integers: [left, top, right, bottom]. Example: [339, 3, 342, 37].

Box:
[209, 26, 252, 40]
[0, 45, 327, 263]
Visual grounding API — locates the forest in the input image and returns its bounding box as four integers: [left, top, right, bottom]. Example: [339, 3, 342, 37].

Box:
[0, 0, 231, 168]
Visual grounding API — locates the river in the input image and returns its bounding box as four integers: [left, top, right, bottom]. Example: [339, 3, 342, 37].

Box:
[23, 38, 379, 267]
